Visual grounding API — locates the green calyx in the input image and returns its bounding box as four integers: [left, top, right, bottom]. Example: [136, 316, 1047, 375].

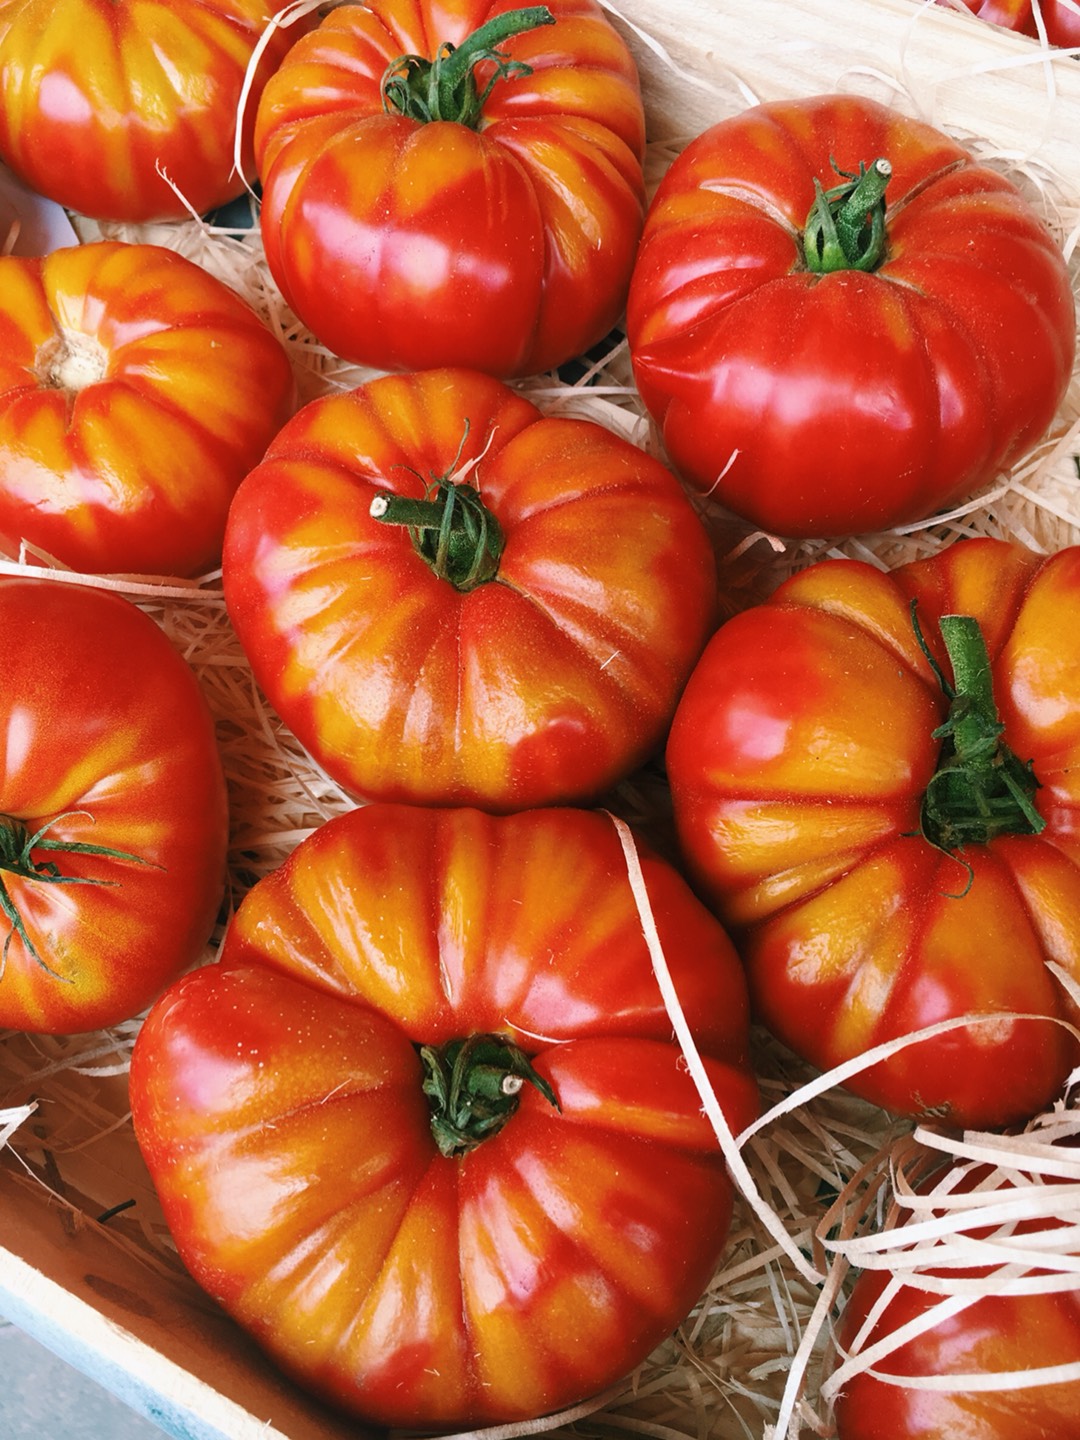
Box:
[369, 424, 504, 591]
[913, 605, 1045, 889]
[0, 811, 157, 981]
[803, 156, 892, 273]
[419, 1032, 561, 1159]
[381, 5, 555, 129]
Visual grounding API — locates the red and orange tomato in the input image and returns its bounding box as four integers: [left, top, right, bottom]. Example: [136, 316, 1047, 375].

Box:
[0, 241, 296, 576]
[130, 802, 759, 1429]
[0, 577, 228, 1034]
[833, 1156, 1080, 1439]
[666, 538, 1080, 1130]
[0, 0, 311, 222]
[223, 366, 718, 812]
[254, 0, 647, 377]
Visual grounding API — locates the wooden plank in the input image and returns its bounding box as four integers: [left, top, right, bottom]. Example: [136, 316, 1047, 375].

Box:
[0, 1167, 369, 1440]
[603, 0, 1080, 189]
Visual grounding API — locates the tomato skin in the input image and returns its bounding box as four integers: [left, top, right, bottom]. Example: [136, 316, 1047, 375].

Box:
[949, 0, 1080, 47]
[222, 366, 717, 812]
[833, 1165, 1080, 1440]
[0, 242, 296, 577]
[253, 0, 646, 377]
[0, 0, 310, 222]
[835, 1279, 1080, 1439]
[666, 538, 1080, 1129]
[129, 803, 758, 1429]
[0, 577, 228, 1034]
[626, 94, 1076, 538]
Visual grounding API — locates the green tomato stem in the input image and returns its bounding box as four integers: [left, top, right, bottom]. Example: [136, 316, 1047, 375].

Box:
[803, 157, 892, 273]
[0, 811, 157, 980]
[419, 1032, 561, 1158]
[370, 473, 504, 591]
[916, 609, 1045, 873]
[381, 5, 556, 129]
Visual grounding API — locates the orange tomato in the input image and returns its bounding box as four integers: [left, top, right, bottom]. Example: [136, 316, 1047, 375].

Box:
[0, 576, 228, 1033]
[667, 538, 1080, 1129]
[222, 366, 717, 812]
[131, 803, 758, 1429]
[0, 0, 311, 221]
[0, 241, 296, 576]
[253, 0, 646, 377]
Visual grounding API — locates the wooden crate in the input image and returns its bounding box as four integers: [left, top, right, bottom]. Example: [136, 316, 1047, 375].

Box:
[2, 2, 1079, 1438]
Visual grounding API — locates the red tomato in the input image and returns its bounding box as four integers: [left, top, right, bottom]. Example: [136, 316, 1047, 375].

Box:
[129, 802, 759, 1430]
[626, 94, 1076, 538]
[0, 241, 296, 576]
[0, 576, 228, 1034]
[833, 1159, 1080, 1439]
[0, 0, 311, 223]
[222, 366, 717, 812]
[665, 538, 1080, 1130]
[948, 0, 1080, 47]
[253, 0, 646, 377]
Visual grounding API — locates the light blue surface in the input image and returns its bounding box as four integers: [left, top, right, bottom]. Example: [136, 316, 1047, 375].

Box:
[0, 1319, 166, 1439]
[0, 1315, 239, 1440]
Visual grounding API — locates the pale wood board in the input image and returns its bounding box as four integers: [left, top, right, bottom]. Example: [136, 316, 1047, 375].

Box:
[604, 0, 1080, 188]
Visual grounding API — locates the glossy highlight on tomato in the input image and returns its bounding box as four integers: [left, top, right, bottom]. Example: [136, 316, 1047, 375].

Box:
[0, 576, 228, 1034]
[627, 93, 1076, 538]
[253, 0, 647, 377]
[0, 0, 312, 222]
[0, 241, 297, 576]
[666, 538, 1080, 1129]
[222, 366, 718, 812]
[130, 803, 759, 1430]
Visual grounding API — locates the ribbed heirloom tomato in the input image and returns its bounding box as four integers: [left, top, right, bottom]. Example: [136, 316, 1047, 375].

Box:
[222, 366, 718, 812]
[666, 538, 1080, 1130]
[0, 241, 296, 576]
[832, 1157, 1080, 1439]
[253, 0, 647, 376]
[0, 577, 228, 1034]
[627, 94, 1076, 537]
[129, 803, 759, 1429]
[0, 0, 311, 222]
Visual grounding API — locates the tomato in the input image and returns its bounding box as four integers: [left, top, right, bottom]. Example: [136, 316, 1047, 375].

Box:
[129, 802, 758, 1429]
[626, 94, 1076, 538]
[0, 241, 296, 576]
[0, 576, 228, 1034]
[832, 1158, 1080, 1439]
[665, 537, 1080, 1130]
[253, 0, 646, 377]
[222, 366, 717, 812]
[0, 0, 311, 223]
[946, 0, 1080, 47]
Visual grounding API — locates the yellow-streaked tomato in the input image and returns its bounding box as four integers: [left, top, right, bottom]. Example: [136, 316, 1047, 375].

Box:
[0, 0, 311, 222]
[0, 241, 296, 576]
[222, 366, 718, 812]
[0, 576, 228, 1033]
[666, 538, 1080, 1129]
[130, 802, 758, 1429]
[253, 0, 646, 377]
